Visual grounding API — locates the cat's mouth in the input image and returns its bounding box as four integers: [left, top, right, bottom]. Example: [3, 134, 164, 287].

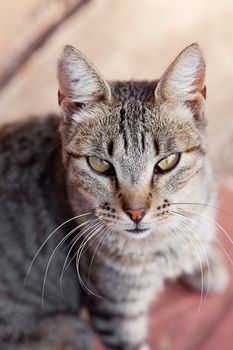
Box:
[126, 228, 149, 234]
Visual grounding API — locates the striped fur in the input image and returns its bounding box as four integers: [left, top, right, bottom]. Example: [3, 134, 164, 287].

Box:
[57, 44, 228, 349]
[0, 44, 228, 349]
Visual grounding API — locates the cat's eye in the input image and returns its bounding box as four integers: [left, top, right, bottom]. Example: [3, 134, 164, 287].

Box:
[155, 153, 180, 173]
[88, 156, 113, 175]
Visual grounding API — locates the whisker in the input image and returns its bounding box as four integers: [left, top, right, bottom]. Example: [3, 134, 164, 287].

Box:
[212, 239, 233, 267]
[166, 220, 188, 251]
[171, 211, 211, 298]
[88, 226, 111, 281]
[60, 219, 100, 277]
[75, 225, 104, 293]
[75, 224, 105, 298]
[59, 219, 101, 294]
[170, 217, 205, 316]
[24, 211, 92, 286]
[41, 219, 92, 309]
[80, 225, 106, 261]
[177, 207, 233, 246]
[171, 202, 233, 219]
[174, 208, 233, 267]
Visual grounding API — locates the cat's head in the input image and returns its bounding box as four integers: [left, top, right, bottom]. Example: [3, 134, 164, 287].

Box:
[57, 44, 208, 238]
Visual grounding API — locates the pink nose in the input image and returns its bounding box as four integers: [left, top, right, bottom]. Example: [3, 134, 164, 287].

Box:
[125, 208, 147, 224]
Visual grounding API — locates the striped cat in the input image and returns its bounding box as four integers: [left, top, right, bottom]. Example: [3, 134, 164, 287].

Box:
[0, 44, 228, 350]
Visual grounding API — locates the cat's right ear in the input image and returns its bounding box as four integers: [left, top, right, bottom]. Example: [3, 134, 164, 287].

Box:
[57, 45, 111, 122]
[155, 43, 206, 104]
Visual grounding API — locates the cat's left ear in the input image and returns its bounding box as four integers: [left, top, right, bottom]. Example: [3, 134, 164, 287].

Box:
[155, 43, 206, 104]
[57, 45, 111, 121]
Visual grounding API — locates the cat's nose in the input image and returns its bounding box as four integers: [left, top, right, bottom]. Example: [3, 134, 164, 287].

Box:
[125, 207, 147, 224]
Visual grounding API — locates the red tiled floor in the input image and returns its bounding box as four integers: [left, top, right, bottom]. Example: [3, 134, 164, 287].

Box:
[96, 184, 233, 350]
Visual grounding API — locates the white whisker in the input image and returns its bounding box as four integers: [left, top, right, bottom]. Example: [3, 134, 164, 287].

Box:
[176, 207, 233, 246]
[172, 202, 233, 219]
[75, 224, 105, 298]
[41, 219, 91, 309]
[24, 211, 92, 287]
[174, 208, 233, 268]
[59, 219, 101, 295]
[88, 226, 111, 281]
[60, 219, 99, 278]
[171, 211, 211, 298]
[170, 217, 204, 316]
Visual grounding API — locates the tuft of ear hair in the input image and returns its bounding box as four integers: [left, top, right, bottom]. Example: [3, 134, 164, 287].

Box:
[57, 45, 111, 107]
[155, 43, 206, 103]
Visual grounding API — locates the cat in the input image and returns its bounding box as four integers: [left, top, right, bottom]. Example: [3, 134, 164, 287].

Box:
[0, 43, 229, 350]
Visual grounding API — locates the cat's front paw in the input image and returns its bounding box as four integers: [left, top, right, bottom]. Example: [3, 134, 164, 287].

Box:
[183, 247, 229, 293]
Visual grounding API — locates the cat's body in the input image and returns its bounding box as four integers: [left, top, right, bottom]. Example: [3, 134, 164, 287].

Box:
[0, 45, 229, 350]
[0, 116, 93, 349]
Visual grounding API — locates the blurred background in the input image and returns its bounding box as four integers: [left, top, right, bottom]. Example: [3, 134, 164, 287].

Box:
[0, 0, 233, 177]
[0, 1, 233, 349]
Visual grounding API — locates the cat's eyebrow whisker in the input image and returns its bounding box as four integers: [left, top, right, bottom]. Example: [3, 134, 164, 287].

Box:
[170, 217, 205, 316]
[41, 218, 94, 309]
[171, 212, 211, 298]
[59, 219, 101, 294]
[24, 211, 93, 286]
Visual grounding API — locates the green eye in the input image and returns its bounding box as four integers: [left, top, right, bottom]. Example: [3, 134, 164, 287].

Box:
[156, 153, 180, 172]
[88, 156, 113, 175]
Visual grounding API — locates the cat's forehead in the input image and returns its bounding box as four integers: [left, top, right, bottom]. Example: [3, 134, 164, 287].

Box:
[106, 81, 157, 154]
[110, 81, 157, 103]
[71, 81, 203, 161]
[104, 81, 200, 155]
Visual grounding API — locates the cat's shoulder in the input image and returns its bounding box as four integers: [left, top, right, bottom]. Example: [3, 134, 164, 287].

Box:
[0, 114, 60, 152]
[0, 115, 60, 163]
[0, 115, 61, 183]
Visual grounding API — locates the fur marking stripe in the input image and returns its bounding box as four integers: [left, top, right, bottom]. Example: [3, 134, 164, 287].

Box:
[119, 108, 128, 150]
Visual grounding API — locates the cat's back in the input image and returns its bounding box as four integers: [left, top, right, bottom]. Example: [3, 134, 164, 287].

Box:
[0, 116, 80, 336]
[0, 115, 60, 190]
[0, 114, 70, 255]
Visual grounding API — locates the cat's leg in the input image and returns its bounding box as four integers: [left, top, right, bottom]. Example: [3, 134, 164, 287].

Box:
[2, 314, 93, 350]
[89, 301, 151, 350]
[182, 246, 229, 293]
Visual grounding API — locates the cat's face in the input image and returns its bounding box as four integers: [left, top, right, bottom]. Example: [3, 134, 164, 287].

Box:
[58, 44, 207, 238]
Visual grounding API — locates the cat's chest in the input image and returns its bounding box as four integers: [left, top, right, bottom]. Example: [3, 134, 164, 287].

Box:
[86, 237, 199, 286]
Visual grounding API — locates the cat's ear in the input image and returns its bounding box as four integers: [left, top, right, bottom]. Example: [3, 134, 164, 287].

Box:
[57, 45, 111, 121]
[155, 43, 206, 104]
